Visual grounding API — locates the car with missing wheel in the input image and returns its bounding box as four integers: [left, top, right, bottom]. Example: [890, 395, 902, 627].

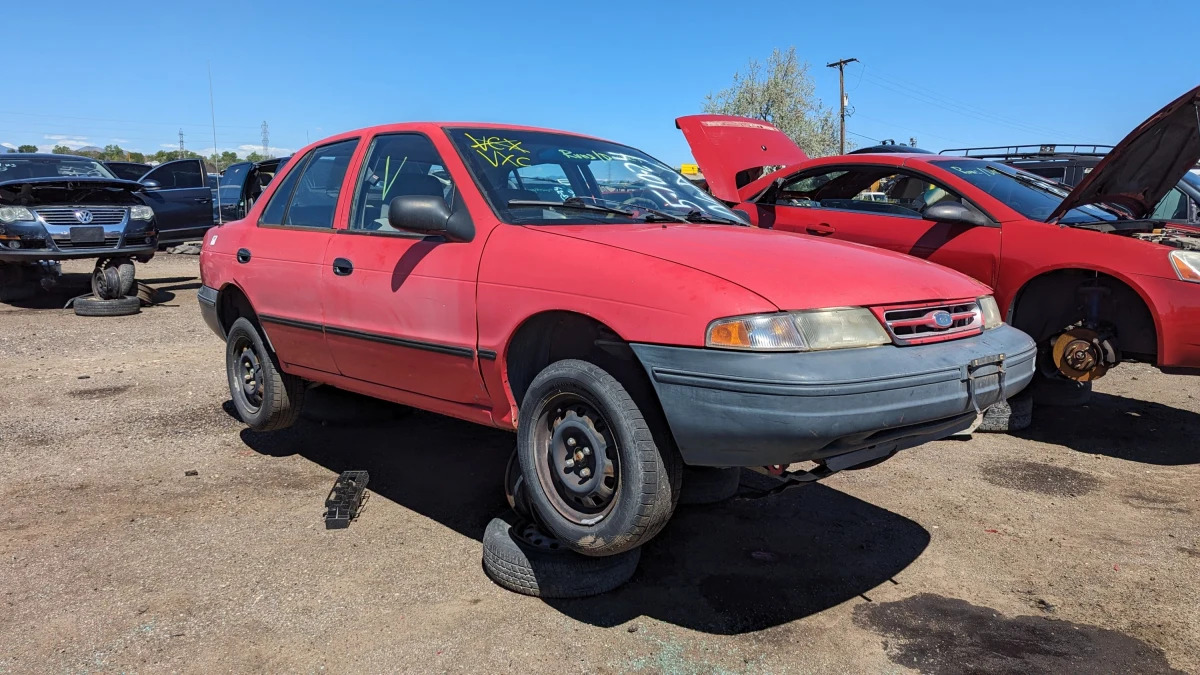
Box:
[197, 121, 1035, 563]
[0, 153, 158, 310]
[677, 83, 1200, 409]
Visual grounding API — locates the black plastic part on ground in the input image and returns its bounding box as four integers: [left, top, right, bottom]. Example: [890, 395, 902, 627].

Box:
[324, 470, 369, 529]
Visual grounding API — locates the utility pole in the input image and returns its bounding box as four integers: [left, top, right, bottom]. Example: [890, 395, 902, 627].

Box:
[178, 129, 186, 159]
[261, 121, 270, 159]
[826, 57, 858, 154]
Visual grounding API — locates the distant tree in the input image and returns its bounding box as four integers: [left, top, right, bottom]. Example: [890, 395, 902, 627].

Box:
[52, 145, 72, 154]
[703, 47, 841, 158]
[128, 151, 146, 163]
[101, 144, 127, 161]
[245, 151, 264, 163]
[17, 144, 38, 153]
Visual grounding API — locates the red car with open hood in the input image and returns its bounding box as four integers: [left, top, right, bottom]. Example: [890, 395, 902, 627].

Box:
[678, 84, 1200, 404]
[198, 121, 1034, 558]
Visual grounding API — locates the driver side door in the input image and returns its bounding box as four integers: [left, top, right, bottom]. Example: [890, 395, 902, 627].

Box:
[767, 164, 1003, 288]
[138, 159, 213, 242]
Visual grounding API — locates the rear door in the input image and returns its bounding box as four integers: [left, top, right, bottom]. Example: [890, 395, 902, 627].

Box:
[234, 139, 359, 374]
[320, 131, 489, 405]
[765, 163, 1003, 288]
[138, 159, 212, 241]
[675, 115, 809, 203]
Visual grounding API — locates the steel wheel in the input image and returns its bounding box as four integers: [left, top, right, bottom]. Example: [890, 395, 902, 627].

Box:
[531, 393, 620, 524]
[233, 336, 265, 411]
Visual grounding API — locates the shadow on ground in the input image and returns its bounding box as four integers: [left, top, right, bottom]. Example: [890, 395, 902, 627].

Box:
[1020, 392, 1200, 465]
[0, 272, 199, 310]
[237, 390, 930, 635]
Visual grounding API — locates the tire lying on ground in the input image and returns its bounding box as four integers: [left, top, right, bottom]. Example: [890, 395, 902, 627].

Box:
[73, 295, 141, 317]
[678, 466, 742, 505]
[481, 514, 641, 598]
[978, 390, 1034, 433]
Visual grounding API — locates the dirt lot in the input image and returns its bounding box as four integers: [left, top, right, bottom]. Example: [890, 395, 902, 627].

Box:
[2, 255, 1198, 673]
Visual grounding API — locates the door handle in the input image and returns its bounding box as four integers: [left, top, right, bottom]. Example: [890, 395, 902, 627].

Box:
[332, 257, 354, 276]
[195, 197, 211, 204]
[806, 223, 835, 236]
[236, 248, 251, 264]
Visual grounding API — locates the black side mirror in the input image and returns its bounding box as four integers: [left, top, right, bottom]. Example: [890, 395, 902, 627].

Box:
[387, 195, 473, 242]
[923, 202, 989, 227]
[141, 179, 161, 189]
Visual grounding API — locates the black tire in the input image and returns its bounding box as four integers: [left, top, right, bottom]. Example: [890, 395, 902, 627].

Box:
[679, 466, 742, 505]
[1028, 371, 1093, 407]
[978, 391, 1034, 433]
[225, 317, 305, 431]
[481, 515, 640, 598]
[91, 258, 135, 299]
[504, 449, 534, 520]
[73, 295, 141, 317]
[517, 359, 680, 557]
[299, 385, 410, 426]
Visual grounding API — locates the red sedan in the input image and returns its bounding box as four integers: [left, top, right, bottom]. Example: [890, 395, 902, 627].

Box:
[679, 84, 1200, 404]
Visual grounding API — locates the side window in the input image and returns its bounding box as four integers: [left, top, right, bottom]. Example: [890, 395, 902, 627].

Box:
[282, 139, 358, 229]
[777, 168, 967, 219]
[259, 150, 312, 226]
[144, 160, 203, 189]
[1151, 188, 1189, 221]
[349, 134, 454, 232]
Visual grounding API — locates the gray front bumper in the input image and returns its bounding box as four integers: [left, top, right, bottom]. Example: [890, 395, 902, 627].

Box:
[632, 324, 1036, 467]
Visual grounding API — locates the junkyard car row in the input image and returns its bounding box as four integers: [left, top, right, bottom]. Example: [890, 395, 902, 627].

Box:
[4, 83, 1198, 599]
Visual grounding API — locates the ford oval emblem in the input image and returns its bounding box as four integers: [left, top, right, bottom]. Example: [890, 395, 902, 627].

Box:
[932, 310, 953, 328]
[75, 209, 94, 224]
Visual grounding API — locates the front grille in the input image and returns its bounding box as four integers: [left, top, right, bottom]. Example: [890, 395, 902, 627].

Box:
[36, 207, 127, 225]
[878, 300, 982, 345]
[54, 237, 121, 249]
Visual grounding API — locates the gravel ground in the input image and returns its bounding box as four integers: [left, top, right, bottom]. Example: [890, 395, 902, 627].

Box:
[1, 255, 1198, 673]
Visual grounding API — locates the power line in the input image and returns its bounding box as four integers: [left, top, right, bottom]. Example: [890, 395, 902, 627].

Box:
[261, 121, 270, 159]
[826, 57, 859, 154]
[178, 129, 185, 159]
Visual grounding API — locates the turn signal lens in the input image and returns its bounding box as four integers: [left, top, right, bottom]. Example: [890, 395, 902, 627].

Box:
[706, 314, 806, 351]
[1170, 250, 1200, 283]
[978, 295, 1003, 329]
[0, 206, 34, 223]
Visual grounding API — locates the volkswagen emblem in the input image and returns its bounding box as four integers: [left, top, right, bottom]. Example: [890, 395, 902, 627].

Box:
[932, 310, 954, 328]
[75, 209, 94, 224]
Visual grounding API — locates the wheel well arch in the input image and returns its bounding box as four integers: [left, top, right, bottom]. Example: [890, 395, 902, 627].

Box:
[214, 283, 258, 338]
[1008, 267, 1158, 360]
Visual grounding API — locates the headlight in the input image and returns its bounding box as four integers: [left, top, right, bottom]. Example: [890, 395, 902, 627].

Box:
[978, 295, 1003, 329]
[0, 206, 35, 223]
[1170, 250, 1200, 283]
[130, 205, 154, 221]
[707, 307, 891, 352]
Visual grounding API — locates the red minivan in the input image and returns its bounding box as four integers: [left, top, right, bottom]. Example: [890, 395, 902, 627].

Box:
[198, 122, 1035, 559]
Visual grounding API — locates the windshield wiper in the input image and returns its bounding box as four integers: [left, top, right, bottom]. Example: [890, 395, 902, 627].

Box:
[507, 198, 636, 218]
[681, 209, 745, 225]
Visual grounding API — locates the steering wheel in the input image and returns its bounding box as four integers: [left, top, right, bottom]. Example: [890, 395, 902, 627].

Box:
[620, 196, 659, 211]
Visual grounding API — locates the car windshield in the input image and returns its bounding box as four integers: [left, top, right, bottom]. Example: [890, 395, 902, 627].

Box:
[930, 159, 1118, 224]
[447, 127, 743, 225]
[0, 156, 116, 180]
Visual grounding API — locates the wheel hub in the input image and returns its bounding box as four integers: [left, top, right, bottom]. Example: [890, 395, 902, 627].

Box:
[550, 410, 609, 497]
[1051, 327, 1117, 382]
[532, 395, 620, 524]
[238, 344, 264, 406]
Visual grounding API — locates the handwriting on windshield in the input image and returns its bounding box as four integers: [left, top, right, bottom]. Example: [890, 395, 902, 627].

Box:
[464, 133, 530, 168]
[559, 149, 612, 162]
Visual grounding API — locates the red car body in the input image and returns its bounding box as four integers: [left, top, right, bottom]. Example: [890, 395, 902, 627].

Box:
[678, 86, 1200, 382]
[197, 121, 1037, 552]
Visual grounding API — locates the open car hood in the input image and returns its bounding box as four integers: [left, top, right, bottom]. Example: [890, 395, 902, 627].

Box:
[1047, 84, 1200, 222]
[0, 176, 143, 193]
[675, 115, 808, 203]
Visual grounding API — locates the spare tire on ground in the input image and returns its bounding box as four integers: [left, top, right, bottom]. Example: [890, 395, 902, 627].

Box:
[299, 385, 411, 426]
[679, 466, 742, 505]
[73, 295, 141, 317]
[482, 514, 641, 598]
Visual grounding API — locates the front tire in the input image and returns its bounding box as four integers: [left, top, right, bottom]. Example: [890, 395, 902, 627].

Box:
[517, 359, 679, 557]
[225, 317, 305, 431]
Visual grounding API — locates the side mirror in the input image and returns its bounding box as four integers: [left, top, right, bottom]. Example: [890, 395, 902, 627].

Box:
[923, 202, 989, 228]
[140, 179, 161, 189]
[387, 195, 473, 242]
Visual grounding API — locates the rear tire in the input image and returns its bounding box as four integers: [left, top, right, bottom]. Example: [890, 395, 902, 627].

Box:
[225, 317, 305, 431]
[73, 295, 141, 317]
[517, 359, 680, 557]
[481, 514, 640, 598]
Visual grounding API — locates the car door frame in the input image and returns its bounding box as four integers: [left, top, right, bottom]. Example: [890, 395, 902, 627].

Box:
[138, 158, 213, 242]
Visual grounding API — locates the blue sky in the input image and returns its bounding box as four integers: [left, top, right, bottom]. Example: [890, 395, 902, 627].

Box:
[3, 0, 1198, 166]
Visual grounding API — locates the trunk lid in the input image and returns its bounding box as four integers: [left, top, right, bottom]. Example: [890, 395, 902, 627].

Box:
[675, 115, 809, 203]
[529, 224, 989, 310]
[1047, 84, 1200, 222]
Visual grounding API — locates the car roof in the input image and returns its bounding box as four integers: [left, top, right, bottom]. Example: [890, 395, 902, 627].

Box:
[1, 153, 97, 161]
[312, 121, 611, 146]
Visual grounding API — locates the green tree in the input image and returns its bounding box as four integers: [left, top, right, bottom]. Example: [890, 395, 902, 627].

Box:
[128, 151, 146, 163]
[17, 144, 38, 153]
[245, 151, 264, 163]
[52, 145, 72, 154]
[101, 144, 127, 161]
[703, 47, 841, 158]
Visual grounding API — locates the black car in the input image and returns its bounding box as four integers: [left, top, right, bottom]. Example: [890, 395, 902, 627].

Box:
[940, 144, 1200, 225]
[212, 156, 289, 223]
[104, 161, 152, 181]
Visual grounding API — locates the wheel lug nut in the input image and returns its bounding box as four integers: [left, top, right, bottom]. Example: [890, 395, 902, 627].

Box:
[567, 438, 576, 447]
[565, 459, 575, 468]
[582, 447, 591, 456]
[580, 468, 591, 478]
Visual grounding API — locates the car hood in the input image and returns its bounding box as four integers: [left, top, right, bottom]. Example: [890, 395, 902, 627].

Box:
[1047, 83, 1200, 222]
[675, 115, 809, 203]
[528, 224, 990, 310]
[0, 176, 145, 205]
